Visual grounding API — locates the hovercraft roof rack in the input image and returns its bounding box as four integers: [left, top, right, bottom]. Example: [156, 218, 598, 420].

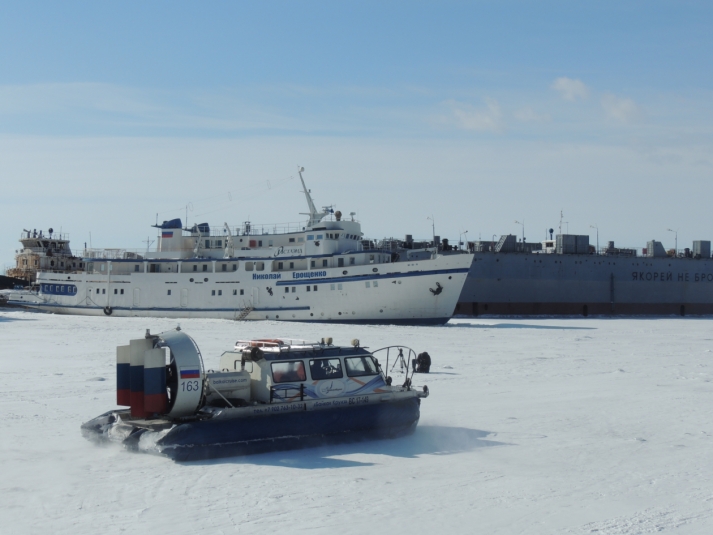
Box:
[234, 338, 324, 353]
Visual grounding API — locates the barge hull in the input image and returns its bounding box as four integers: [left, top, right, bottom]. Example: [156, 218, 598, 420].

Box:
[457, 252, 713, 317]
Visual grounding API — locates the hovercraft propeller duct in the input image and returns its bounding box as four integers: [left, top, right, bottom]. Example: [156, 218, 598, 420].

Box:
[116, 328, 205, 419]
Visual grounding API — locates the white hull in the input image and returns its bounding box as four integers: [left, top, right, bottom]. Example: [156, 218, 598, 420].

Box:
[18, 255, 471, 324]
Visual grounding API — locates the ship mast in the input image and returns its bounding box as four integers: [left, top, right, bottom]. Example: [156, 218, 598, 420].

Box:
[298, 167, 331, 227]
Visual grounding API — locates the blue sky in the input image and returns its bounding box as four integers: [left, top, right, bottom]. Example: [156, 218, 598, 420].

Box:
[2, 1, 713, 268]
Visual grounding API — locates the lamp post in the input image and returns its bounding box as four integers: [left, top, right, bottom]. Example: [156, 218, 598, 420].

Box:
[460, 230, 469, 251]
[427, 216, 435, 244]
[667, 228, 678, 256]
[590, 224, 599, 255]
[514, 220, 524, 243]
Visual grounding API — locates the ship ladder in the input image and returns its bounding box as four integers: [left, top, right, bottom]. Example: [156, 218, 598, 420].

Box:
[234, 302, 254, 321]
[494, 235, 509, 253]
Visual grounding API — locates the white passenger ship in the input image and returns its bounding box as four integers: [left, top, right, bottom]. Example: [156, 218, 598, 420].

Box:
[17, 170, 472, 324]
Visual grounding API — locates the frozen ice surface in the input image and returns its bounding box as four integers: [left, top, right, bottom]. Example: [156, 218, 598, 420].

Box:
[1, 310, 712, 534]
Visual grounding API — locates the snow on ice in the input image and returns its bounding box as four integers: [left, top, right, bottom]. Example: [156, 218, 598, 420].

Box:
[1, 310, 712, 534]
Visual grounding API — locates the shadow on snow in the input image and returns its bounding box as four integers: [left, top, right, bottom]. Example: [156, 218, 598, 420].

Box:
[444, 322, 596, 331]
[188, 425, 506, 468]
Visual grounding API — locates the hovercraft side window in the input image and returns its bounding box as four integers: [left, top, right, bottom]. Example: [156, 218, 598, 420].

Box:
[271, 361, 306, 383]
[309, 358, 343, 380]
[345, 356, 379, 377]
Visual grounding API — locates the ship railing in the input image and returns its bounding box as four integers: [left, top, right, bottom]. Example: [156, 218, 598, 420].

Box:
[20, 231, 70, 241]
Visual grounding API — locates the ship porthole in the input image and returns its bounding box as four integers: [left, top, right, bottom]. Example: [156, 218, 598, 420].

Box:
[310, 313, 314, 316]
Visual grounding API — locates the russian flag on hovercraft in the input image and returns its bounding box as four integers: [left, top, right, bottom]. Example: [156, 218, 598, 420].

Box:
[161, 231, 173, 238]
[180, 368, 201, 379]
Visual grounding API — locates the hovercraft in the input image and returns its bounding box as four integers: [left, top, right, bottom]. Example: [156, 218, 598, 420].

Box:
[81, 327, 429, 461]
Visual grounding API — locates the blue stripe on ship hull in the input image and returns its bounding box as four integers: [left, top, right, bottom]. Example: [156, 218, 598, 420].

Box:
[276, 267, 469, 286]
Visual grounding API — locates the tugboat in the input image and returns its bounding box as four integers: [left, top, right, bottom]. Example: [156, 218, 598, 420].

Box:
[81, 328, 429, 461]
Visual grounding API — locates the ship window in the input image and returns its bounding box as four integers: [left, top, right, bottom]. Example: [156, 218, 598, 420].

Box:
[289, 238, 295, 243]
[102, 289, 106, 294]
[350, 257, 355, 265]
[306, 285, 311, 292]
[193, 265, 197, 272]
[373, 281, 378, 288]
[322, 259, 328, 267]
[240, 289, 244, 295]
[114, 289, 118, 294]
[202, 265, 208, 272]
[218, 290, 222, 296]
[245, 262, 254, 271]
[271, 361, 306, 383]
[216, 240, 222, 248]
[285, 287, 289, 293]
[309, 358, 343, 380]
[313, 285, 317, 291]
[212, 290, 215, 296]
[316, 234, 323, 240]
[338, 283, 343, 290]
[308, 235, 314, 241]
[298, 237, 304, 242]
[338, 258, 344, 267]
[222, 264, 227, 271]
[120, 289, 124, 295]
[233, 264, 238, 271]
[289, 262, 294, 269]
[366, 281, 370, 288]
[167, 289, 172, 295]
[205, 240, 210, 248]
[311, 260, 315, 268]
[258, 240, 263, 247]
[99, 263, 104, 271]
[277, 262, 284, 270]
[292, 287, 296, 293]
[256, 262, 265, 271]
[268, 240, 273, 246]
[345, 356, 379, 377]
[134, 265, 139, 272]
[330, 284, 335, 291]
[370, 255, 374, 263]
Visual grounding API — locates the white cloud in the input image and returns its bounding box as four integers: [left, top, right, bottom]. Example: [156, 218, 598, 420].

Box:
[601, 93, 643, 123]
[551, 77, 590, 101]
[439, 98, 505, 133]
[513, 107, 551, 123]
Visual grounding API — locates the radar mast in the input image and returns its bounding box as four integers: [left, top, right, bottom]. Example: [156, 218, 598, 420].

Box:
[298, 167, 332, 227]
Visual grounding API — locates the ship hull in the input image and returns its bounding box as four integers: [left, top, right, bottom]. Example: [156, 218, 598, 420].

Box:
[457, 252, 713, 316]
[13, 254, 471, 324]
